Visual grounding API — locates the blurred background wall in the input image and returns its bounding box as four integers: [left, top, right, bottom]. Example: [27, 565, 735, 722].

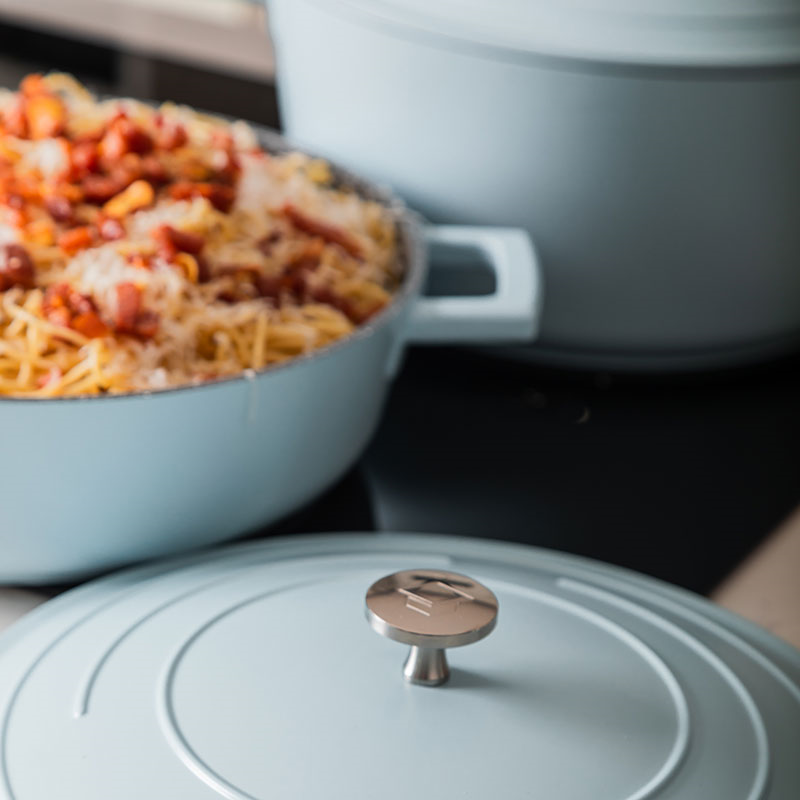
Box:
[0, 0, 279, 124]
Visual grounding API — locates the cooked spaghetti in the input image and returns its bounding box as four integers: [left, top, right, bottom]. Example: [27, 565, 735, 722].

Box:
[0, 74, 400, 397]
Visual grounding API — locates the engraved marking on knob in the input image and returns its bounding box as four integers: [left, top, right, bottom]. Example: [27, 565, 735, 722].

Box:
[399, 588, 433, 616]
[399, 579, 475, 617]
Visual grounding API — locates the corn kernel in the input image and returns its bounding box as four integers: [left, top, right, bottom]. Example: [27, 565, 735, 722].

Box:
[103, 179, 155, 218]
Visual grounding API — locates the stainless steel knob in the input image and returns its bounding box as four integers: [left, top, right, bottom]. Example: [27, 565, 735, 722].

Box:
[365, 569, 498, 686]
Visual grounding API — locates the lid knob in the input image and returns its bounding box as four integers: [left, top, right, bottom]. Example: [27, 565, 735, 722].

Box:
[365, 569, 498, 686]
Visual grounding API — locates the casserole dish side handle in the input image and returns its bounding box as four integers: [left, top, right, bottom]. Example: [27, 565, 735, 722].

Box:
[406, 226, 542, 345]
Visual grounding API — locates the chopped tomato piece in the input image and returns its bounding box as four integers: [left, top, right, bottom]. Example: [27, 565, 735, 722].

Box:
[168, 181, 196, 202]
[0, 243, 35, 290]
[43, 283, 93, 316]
[113, 282, 159, 338]
[15, 176, 42, 201]
[58, 226, 95, 255]
[82, 174, 124, 204]
[286, 238, 325, 273]
[257, 273, 305, 302]
[98, 126, 127, 163]
[125, 253, 154, 270]
[168, 181, 235, 213]
[132, 310, 159, 338]
[212, 149, 240, 184]
[108, 154, 145, 190]
[140, 155, 168, 185]
[208, 184, 235, 212]
[42, 284, 67, 314]
[154, 119, 188, 150]
[114, 282, 140, 331]
[70, 140, 100, 176]
[44, 194, 74, 223]
[71, 310, 109, 338]
[99, 115, 153, 162]
[43, 283, 108, 337]
[126, 126, 154, 155]
[151, 224, 205, 259]
[256, 272, 307, 303]
[282, 203, 363, 259]
[253, 240, 327, 303]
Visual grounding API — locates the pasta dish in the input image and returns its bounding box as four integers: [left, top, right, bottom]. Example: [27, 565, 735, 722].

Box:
[0, 74, 399, 396]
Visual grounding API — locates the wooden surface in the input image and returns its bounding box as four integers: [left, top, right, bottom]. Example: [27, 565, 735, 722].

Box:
[0, 588, 46, 634]
[712, 506, 800, 650]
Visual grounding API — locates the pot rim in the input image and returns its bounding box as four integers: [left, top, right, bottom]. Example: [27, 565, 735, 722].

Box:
[0, 126, 427, 405]
[289, 0, 800, 71]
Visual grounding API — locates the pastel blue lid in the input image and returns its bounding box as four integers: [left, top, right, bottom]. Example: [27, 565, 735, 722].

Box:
[0, 533, 798, 799]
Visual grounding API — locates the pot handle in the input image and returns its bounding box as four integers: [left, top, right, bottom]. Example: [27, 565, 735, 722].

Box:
[406, 225, 542, 344]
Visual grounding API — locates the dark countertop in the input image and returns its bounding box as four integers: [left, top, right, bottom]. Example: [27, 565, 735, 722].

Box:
[278, 347, 800, 596]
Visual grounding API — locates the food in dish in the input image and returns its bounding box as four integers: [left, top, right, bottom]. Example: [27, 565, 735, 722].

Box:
[0, 74, 399, 396]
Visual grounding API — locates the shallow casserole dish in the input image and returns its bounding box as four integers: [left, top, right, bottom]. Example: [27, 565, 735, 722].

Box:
[0, 84, 540, 584]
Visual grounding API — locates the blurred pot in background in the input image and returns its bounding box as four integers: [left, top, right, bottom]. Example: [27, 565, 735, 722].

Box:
[267, 0, 800, 370]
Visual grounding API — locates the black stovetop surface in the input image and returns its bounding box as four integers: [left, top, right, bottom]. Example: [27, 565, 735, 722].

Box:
[271, 347, 800, 596]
